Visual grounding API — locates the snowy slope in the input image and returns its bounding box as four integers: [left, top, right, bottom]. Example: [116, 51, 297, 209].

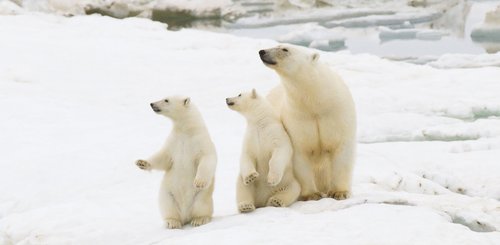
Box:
[0, 13, 499, 245]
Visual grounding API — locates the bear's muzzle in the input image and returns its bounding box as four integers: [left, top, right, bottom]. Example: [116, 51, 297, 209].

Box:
[150, 103, 161, 112]
[259, 49, 277, 65]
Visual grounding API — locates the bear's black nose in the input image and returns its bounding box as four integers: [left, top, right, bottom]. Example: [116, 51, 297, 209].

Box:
[150, 103, 161, 112]
[259, 50, 266, 56]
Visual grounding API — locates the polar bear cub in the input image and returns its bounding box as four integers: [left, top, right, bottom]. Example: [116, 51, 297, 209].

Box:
[136, 96, 217, 229]
[226, 89, 300, 212]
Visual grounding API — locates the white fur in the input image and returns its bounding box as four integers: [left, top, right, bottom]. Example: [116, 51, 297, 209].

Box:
[226, 89, 300, 212]
[136, 96, 216, 228]
[261, 44, 356, 200]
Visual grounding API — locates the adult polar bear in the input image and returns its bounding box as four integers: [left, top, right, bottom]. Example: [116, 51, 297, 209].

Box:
[259, 44, 356, 201]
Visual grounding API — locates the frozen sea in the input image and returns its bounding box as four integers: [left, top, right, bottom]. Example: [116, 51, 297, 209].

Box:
[222, 1, 500, 59]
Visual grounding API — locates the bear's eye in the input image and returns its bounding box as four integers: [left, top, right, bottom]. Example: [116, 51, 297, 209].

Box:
[164, 99, 169, 103]
[282, 48, 288, 52]
[238, 94, 242, 97]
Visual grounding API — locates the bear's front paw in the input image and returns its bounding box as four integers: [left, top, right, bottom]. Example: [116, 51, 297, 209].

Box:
[191, 216, 211, 227]
[267, 197, 284, 207]
[165, 218, 182, 229]
[238, 202, 255, 213]
[193, 178, 209, 190]
[243, 172, 259, 185]
[135, 159, 151, 170]
[267, 171, 282, 186]
[327, 190, 351, 200]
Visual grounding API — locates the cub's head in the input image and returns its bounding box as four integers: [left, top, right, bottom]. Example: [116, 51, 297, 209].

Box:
[226, 89, 263, 115]
[258, 44, 319, 75]
[150, 96, 192, 119]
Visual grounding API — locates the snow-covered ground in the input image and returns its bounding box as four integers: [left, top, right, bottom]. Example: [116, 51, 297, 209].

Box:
[0, 12, 500, 245]
[9, 0, 234, 16]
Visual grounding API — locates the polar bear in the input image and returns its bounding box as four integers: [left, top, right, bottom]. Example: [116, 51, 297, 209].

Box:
[259, 44, 356, 201]
[226, 89, 300, 212]
[136, 96, 217, 229]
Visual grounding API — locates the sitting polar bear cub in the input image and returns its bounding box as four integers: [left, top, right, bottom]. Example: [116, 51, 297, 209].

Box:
[226, 89, 300, 212]
[136, 96, 217, 229]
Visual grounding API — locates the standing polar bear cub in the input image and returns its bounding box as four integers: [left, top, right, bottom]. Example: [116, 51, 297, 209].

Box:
[226, 89, 300, 212]
[260, 44, 357, 201]
[136, 96, 217, 229]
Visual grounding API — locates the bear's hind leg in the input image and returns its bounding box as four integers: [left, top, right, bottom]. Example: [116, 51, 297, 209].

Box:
[267, 180, 300, 207]
[159, 190, 182, 229]
[294, 153, 322, 201]
[190, 188, 214, 227]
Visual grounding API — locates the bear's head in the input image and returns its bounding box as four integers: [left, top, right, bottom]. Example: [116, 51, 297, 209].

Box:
[150, 96, 192, 119]
[259, 44, 320, 75]
[226, 89, 263, 116]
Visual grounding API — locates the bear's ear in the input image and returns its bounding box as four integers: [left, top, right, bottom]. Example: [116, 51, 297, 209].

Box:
[183, 97, 191, 106]
[251, 88, 258, 99]
[312, 52, 320, 62]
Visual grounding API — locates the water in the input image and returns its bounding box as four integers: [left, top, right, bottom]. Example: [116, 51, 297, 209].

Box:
[206, 1, 500, 58]
[78, 0, 500, 58]
[348, 1, 499, 57]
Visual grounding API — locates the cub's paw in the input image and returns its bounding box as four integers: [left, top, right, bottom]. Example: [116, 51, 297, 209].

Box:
[267, 197, 284, 207]
[165, 218, 182, 229]
[327, 190, 351, 200]
[193, 178, 209, 190]
[135, 159, 151, 170]
[238, 202, 255, 213]
[299, 192, 323, 201]
[191, 216, 211, 227]
[243, 172, 259, 185]
[267, 171, 282, 186]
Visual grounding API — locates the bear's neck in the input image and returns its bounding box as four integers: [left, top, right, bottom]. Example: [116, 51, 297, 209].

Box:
[244, 104, 277, 128]
[171, 111, 207, 135]
[173, 121, 207, 135]
[279, 65, 344, 110]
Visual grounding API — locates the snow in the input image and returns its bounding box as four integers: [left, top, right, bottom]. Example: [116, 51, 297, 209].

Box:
[11, 0, 234, 17]
[1, 12, 500, 245]
[0, 0, 23, 15]
[152, 0, 233, 16]
[428, 53, 500, 68]
[277, 23, 346, 51]
[322, 11, 443, 28]
[379, 26, 449, 41]
[227, 9, 396, 28]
